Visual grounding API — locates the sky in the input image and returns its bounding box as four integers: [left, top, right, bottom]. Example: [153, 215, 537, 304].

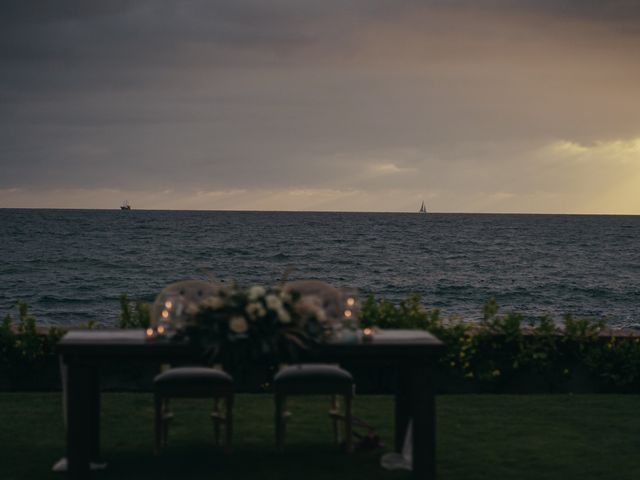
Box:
[1, 0, 640, 213]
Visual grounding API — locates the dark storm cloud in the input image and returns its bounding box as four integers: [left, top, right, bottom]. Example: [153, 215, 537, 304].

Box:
[4, 0, 637, 60]
[0, 0, 134, 21]
[3, 1, 640, 80]
[1, 1, 640, 212]
[0, 1, 376, 67]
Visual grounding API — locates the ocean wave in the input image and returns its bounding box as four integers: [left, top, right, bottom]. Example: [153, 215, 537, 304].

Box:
[2, 209, 640, 328]
[38, 295, 96, 305]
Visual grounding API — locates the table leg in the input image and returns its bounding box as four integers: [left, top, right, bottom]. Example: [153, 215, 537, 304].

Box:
[410, 364, 436, 480]
[394, 366, 412, 452]
[66, 361, 100, 478]
[88, 370, 101, 463]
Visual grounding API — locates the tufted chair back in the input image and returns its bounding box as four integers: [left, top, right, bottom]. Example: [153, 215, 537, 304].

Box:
[151, 279, 222, 325]
[283, 279, 343, 320]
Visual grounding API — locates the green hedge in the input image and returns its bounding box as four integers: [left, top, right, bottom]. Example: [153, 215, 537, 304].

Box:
[0, 302, 65, 387]
[1, 295, 639, 392]
[360, 294, 640, 391]
[0, 296, 149, 385]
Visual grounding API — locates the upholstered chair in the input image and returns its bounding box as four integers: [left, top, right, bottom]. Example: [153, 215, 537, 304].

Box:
[154, 367, 234, 454]
[151, 280, 234, 454]
[274, 280, 354, 453]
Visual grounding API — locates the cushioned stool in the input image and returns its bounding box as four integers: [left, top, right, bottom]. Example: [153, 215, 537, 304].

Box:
[274, 364, 354, 453]
[154, 367, 234, 454]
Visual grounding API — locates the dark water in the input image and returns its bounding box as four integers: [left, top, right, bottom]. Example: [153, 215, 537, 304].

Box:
[1, 209, 639, 328]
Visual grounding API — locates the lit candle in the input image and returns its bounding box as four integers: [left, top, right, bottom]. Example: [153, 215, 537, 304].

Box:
[157, 325, 166, 335]
[346, 297, 355, 306]
[146, 328, 154, 337]
[344, 309, 352, 318]
[362, 327, 374, 342]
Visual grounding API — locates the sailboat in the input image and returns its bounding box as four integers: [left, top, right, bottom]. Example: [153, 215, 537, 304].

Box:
[418, 201, 427, 214]
[120, 200, 131, 210]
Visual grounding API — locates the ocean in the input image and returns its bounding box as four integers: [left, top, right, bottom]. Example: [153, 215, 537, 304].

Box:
[1, 209, 639, 329]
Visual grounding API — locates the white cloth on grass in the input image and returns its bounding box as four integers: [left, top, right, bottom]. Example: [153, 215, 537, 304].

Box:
[380, 419, 412, 471]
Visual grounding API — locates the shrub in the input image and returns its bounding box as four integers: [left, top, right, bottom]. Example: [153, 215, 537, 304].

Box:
[0, 302, 64, 383]
[360, 295, 640, 392]
[2, 295, 640, 392]
[118, 294, 151, 329]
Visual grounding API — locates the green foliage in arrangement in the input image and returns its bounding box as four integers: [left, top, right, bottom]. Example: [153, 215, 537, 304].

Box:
[361, 294, 640, 391]
[118, 294, 151, 329]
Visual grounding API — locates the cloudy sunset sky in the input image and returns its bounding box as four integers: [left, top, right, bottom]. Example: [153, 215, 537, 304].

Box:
[1, 0, 640, 213]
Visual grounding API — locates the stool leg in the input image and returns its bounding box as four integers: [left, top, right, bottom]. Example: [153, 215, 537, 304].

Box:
[225, 394, 234, 454]
[154, 394, 163, 455]
[275, 392, 286, 451]
[212, 398, 221, 446]
[344, 395, 353, 454]
[162, 398, 170, 447]
[331, 395, 341, 444]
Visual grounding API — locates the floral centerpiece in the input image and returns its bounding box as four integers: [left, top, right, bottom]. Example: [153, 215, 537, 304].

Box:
[148, 280, 335, 366]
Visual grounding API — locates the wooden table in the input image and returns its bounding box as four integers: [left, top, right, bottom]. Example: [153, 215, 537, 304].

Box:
[58, 329, 444, 479]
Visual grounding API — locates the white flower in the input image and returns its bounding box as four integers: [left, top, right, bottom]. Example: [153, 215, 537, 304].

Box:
[245, 302, 267, 320]
[265, 294, 282, 311]
[248, 285, 266, 302]
[277, 307, 291, 324]
[280, 292, 293, 304]
[229, 316, 249, 334]
[245, 302, 258, 317]
[202, 296, 224, 310]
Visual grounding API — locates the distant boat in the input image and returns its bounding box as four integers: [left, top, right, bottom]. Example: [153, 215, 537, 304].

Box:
[120, 201, 131, 210]
[418, 201, 427, 214]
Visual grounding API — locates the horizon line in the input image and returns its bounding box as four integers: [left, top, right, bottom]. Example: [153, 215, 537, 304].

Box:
[0, 207, 638, 216]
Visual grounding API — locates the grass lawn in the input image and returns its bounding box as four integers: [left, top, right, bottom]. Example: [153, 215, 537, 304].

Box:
[0, 393, 639, 479]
